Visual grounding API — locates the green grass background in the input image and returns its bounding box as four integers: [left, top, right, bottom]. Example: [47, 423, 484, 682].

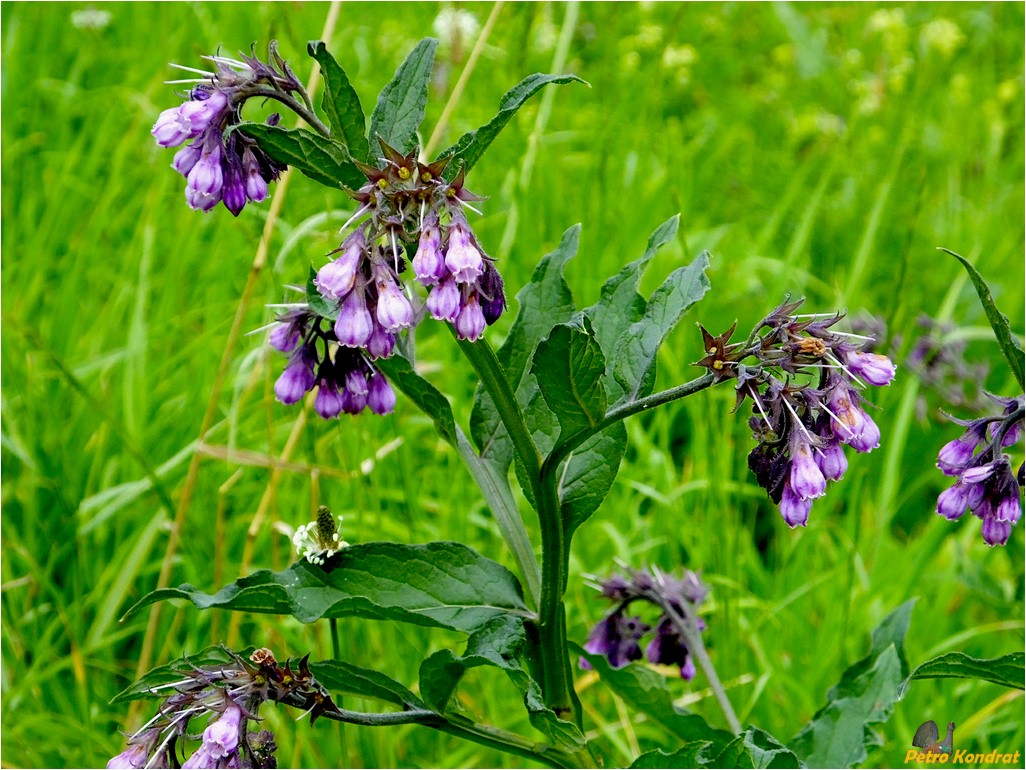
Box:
[2, 2, 1023, 767]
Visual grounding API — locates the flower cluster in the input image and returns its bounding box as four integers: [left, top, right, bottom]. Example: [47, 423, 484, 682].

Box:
[935, 393, 1024, 546]
[268, 303, 397, 419]
[108, 648, 337, 769]
[697, 298, 896, 528]
[293, 505, 350, 565]
[152, 45, 297, 214]
[315, 143, 505, 344]
[582, 567, 709, 681]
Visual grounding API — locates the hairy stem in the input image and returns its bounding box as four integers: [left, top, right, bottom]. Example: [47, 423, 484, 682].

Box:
[455, 337, 579, 724]
[544, 373, 717, 477]
[659, 598, 742, 734]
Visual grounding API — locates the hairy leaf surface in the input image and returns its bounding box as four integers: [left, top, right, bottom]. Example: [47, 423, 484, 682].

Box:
[368, 38, 438, 157]
[307, 41, 370, 162]
[236, 123, 363, 188]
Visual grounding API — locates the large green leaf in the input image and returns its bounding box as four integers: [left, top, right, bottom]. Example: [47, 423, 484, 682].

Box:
[790, 600, 917, 768]
[235, 123, 363, 189]
[532, 317, 607, 442]
[111, 645, 252, 704]
[942, 248, 1025, 389]
[307, 41, 370, 162]
[127, 542, 532, 634]
[630, 744, 718, 768]
[437, 73, 585, 179]
[576, 647, 732, 745]
[368, 38, 438, 157]
[376, 355, 457, 447]
[470, 226, 580, 470]
[711, 728, 803, 769]
[584, 214, 680, 365]
[611, 251, 712, 405]
[899, 651, 1025, 695]
[559, 425, 628, 536]
[419, 615, 586, 751]
[309, 659, 424, 708]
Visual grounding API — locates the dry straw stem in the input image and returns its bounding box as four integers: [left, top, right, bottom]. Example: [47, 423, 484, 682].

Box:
[130, 0, 344, 722]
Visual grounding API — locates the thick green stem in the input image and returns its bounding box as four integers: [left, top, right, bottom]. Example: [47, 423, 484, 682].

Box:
[455, 337, 579, 724]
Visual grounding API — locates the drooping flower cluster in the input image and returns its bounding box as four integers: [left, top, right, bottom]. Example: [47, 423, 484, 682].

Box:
[582, 567, 709, 681]
[152, 45, 297, 214]
[267, 302, 397, 419]
[697, 298, 896, 528]
[315, 142, 505, 344]
[293, 505, 350, 565]
[935, 393, 1024, 546]
[108, 648, 337, 769]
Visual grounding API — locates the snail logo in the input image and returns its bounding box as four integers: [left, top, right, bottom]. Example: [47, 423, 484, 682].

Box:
[912, 720, 955, 756]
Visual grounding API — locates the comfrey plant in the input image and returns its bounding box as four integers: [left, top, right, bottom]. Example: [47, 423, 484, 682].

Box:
[113, 41, 1026, 769]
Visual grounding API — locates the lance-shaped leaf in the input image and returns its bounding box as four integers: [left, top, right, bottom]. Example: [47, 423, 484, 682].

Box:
[942, 248, 1025, 389]
[532, 317, 607, 442]
[126, 542, 532, 634]
[419, 615, 586, 751]
[368, 38, 438, 157]
[307, 41, 370, 162]
[112, 646, 253, 704]
[559, 424, 628, 536]
[584, 214, 681, 360]
[790, 600, 916, 768]
[376, 354, 457, 447]
[235, 123, 363, 189]
[310, 659, 425, 709]
[899, 651, 1025, 696]
[611, 251, 712, 405]
[576, 646, 732, 745]
[470, 226, 580, 469]
[436, 73, 586, 179]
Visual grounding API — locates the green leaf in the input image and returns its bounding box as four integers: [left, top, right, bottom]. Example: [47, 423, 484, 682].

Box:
[584, 214, 680, 360]
[309, 659, 425, 708]
[559, 424, 628, 536]
[611, 251, 712, 405]
[111, 645, 251, 704]
[791, 600, 917, 768]
[711, 728, 803, 769]
[305, 266, 338, 320]
[942, 248, 1026, 389]
[576, 646, 732, 745]
[630, 744, 718, 769]
[376, 355, 457, 447]
[899, 651, 1025, 696]
[307, 41, 370, 162]
[470, 225, 580, 470]
[235, 123, 363, 189]
[127, 542, 531, 634]
[436, 73, 586, 178]
[532, 317, 607, 442]
[368, 38, 438, 157]
[420, 616, 587, 751]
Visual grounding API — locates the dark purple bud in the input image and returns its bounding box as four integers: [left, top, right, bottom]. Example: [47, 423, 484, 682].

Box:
[816, 438, 848, 482]
[937, 437, 977, 476]
[221, 154, 247, 217]
[367, 326, 396, 360]
[340, 388, 367, 415]
[994, 493, 1022, 524]
[274, 354, 315, 405]
[242, 147, 269, 202]
[479, 264, 506, 326]
[646, 618, 696, 679]
[314, 378, 344, 419]
[583, 612, 650, 668]
[269, 315, 303, 353]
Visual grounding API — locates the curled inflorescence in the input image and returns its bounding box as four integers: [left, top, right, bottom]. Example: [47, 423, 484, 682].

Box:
[582, 567, 709, 681]
[696, 298, 896, 529]
[108, 648, 337, 769]
[935, 393, 1024, 546]
[266, 143, 505, 419]
[152, 44, 299, 215]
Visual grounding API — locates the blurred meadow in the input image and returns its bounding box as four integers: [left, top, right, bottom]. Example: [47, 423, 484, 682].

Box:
[2, 2, 1024, 767]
